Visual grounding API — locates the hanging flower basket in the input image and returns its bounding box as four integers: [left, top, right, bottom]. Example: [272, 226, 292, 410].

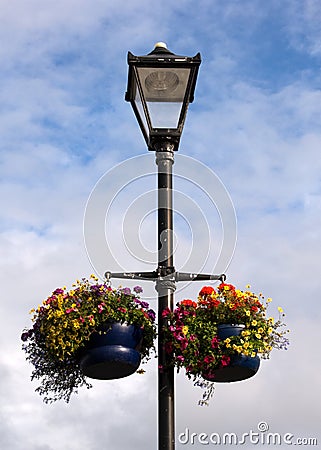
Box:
[162, 282, 289, 405]
[79, 322, 143, 380]
[21, 275, 157, 403]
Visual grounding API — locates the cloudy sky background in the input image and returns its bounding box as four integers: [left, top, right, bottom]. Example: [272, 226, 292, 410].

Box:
[1, 0, 321, 448]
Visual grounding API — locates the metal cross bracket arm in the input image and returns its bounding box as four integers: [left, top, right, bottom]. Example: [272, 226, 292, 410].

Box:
[104, 270, 226, 284]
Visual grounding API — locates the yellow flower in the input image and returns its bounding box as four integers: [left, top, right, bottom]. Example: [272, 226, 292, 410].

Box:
[255, 333, 261, 339]
[251, 320, 257, 326]
[278, 306, 283, 313]
[182, 326, 188, 335]
[267, 297, 272, 303]
[246, 284, 251, 289]
[268, 327, 273, 334]
[73, 320, 80, 329]
[242, 330, 251, 336]
[258, 327, 264, 333]
[246, 310, 251, 316]
[268, 317, 274, 324]
[224, 338, 231, 344]
[251, 352, 256, 358]
[243, 342, 249, 349]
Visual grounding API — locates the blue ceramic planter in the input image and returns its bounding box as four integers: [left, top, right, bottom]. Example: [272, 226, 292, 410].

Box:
[217, 324, 245, 340]
[79, 322, 143, 380]
[203, 324, 260, 383]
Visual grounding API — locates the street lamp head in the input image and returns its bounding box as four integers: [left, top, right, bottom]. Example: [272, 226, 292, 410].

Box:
[125, 43, 201, 151]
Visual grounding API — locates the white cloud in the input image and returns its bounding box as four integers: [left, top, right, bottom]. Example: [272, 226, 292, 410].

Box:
[1, 1, 321, 448]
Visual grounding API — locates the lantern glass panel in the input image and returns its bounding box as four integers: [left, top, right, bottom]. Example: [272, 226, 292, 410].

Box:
[134, 81, 149, 136]
[147, 101, 182, 129]
[136, 66, 191, 129]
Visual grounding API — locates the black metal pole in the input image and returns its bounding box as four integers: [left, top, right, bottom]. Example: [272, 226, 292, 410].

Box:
[155, 143, 176, 450]
[104, 143, 226, 449]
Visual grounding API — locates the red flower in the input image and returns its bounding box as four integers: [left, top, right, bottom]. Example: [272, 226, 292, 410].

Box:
[218, 283, 236, 291]
[210, 298, 221, 307]
[230, 302, 240, 310]
[199, 286, 215, 296]
[180, 299, 197, 308]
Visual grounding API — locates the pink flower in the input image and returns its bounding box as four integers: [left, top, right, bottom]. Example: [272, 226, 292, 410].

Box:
[221, 355, 230, 367]
[162, 308, 171, 318]
[211, 336, 219, 349]
[180, 339, 188, 351]
[98, 302, 106, 313]
[204, 355, 214, 364]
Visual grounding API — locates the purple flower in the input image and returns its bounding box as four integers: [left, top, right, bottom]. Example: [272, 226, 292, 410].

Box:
[147, 309, 156, 321]
[140, 301, 149, 309]
[21, 331, 29, 342]
[90, 284, 103, 293]
[121, 287, 131, 295]
[53, 288, 64, 295]
[133, 286, 143, 294]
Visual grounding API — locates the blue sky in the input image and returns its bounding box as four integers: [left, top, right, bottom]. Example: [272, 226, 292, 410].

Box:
[1, 1, 321, 449]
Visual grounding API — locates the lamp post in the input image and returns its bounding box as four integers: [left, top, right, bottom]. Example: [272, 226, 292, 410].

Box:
[126, 42, 200, 450]
[106, 43, 225, 449]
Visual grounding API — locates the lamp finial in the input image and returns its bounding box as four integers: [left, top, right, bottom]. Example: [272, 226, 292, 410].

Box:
[154, 42, 167, 49]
